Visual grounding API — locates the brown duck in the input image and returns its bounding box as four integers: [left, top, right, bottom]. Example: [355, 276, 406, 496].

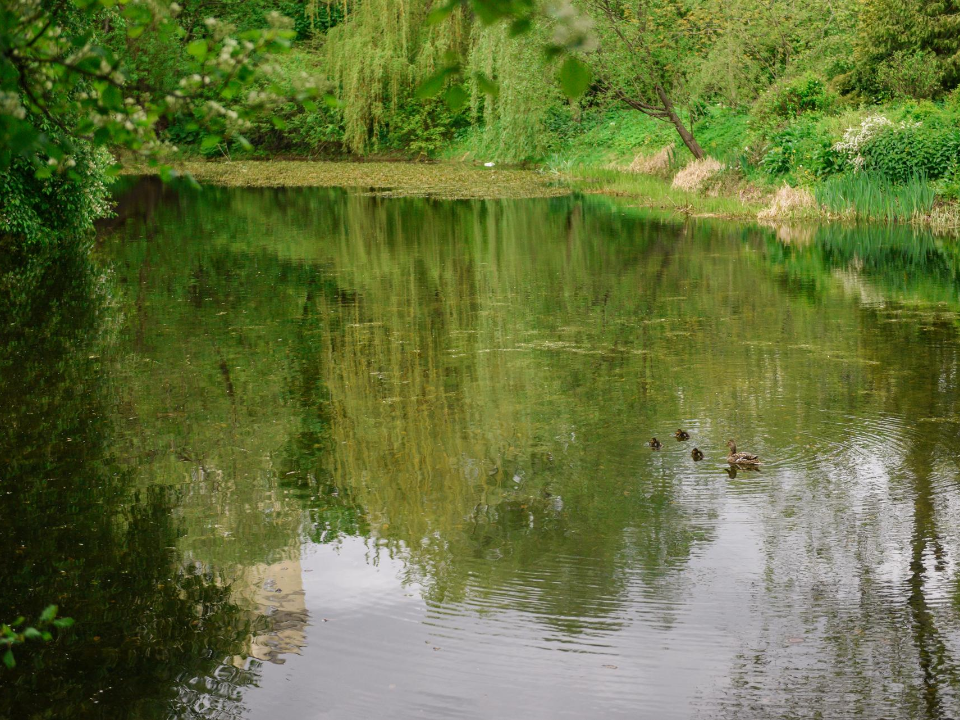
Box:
[691, 447, 704, 461]
[726, 440, 760, 466]
[649, 437, 662, 450]
[674, 429, 690, 441]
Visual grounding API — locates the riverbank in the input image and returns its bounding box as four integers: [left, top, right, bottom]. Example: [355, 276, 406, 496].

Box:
[124, 156, 960, 232]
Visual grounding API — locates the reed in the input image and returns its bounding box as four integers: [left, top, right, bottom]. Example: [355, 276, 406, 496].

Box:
[814, 172, 936, 223]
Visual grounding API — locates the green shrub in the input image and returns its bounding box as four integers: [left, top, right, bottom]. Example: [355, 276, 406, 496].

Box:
[753, 74, 837, 132]
[932, 164, 960, 201]
[861, 124, 960, 182]
[759, 117, 835, 178]
[382, 98, 469, 157]
[878, 50, 945, 100]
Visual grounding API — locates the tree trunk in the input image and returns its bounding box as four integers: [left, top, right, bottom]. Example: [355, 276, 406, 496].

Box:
[655, 85, 704, 160]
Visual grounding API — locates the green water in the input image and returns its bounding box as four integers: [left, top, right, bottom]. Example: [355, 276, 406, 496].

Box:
[4, 179, 960, 719]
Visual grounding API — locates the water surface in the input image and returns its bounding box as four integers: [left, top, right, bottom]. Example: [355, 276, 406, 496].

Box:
[4, 181, 960, 718]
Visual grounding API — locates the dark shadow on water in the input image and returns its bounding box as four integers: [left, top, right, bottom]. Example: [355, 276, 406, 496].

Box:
[0, 239, 259, 719]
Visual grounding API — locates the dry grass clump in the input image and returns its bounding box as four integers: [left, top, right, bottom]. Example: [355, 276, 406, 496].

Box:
[924, 203, 960, 232]
[770, 224, 816, 246]
[671, 156, 723, 192]
[757, 184, 818, 221]
[123, 160, 571, 200]
[627, 144, 675, 176]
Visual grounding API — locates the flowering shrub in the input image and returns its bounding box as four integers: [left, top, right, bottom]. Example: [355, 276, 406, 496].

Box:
[833, 115, 960, 182]
[832, 115, 899, 171]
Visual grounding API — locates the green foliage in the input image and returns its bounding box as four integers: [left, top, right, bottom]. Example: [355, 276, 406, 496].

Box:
[759, 117, 836, 179]
[860, 123, 960, 183]
[1, 606, 73, 670]
[856, 0, 960, 98]
[877, 51, 945, 100]
[752, 74, 837, 131]
[815, 172, 937, 222]
[383, 97, 469, 156]
[0, 126, 113, 246]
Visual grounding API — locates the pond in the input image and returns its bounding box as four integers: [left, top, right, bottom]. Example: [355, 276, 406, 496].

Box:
[4, 178, 960, 719]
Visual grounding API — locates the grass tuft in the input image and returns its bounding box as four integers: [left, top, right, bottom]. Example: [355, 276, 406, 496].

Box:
[814, 172, 936, 223]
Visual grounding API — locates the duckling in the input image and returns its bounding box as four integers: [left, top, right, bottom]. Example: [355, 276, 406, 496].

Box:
[674, 429, 690, 441]
[691, 447, 704, 461]
[726, 440, 761, 466]
[649, 437, 662, 450]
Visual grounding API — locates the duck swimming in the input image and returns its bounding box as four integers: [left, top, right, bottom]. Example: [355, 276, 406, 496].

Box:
[674, 429, 690, 441]
[726, 440, 760, 466]
[649, 437, 662, 450]
[691, 447, 704, 461]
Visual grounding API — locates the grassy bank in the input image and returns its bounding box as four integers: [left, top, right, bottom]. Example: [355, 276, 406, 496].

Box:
[149, 80, 960, 231]
[123, 153, 960, 232]
[126, 86, 960, 231]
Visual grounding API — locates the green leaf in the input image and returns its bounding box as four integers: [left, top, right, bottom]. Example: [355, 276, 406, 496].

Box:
[200, 134, 222, 152]
[509, 18, 532, 37]
[39, 605, 57, 623]
[444, 84, 468, 111]
[417, 66, 459, 99]
[323, 94, 344, 110]
[426, 0, 458, 26]
[558, 56, 591, 99]
[23, 628, 41, 640]
[470, 0, 503, 24]
[100, 84, 123, 110]
[2, 650, 14, 669]
[476, 72, 499, 98]
[270, 116, 287, 130]
[186, 40, 208, 61]
[53, 618, 74, 629]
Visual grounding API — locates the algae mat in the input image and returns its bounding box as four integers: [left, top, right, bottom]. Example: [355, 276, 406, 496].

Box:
[132, 160, 570, 199]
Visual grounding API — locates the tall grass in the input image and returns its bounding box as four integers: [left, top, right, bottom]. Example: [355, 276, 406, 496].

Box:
[814, 172, 936, 223]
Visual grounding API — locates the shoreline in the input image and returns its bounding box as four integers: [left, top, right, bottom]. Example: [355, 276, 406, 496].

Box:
[122, 158, 960, 232]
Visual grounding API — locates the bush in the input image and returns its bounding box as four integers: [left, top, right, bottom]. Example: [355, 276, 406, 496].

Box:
[860, 123, 960, 182]
[381, 97, 469, 157]
[753, 74, 837, 131]
[759, 117, 836, 178]
[878, 50, 945, 100]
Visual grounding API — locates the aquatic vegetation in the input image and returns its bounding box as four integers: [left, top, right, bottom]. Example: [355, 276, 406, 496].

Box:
[125, 160, 569, 199]
[814, 172, 937, 222]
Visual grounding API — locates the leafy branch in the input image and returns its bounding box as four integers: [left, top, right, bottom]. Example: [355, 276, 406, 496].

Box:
[1, 605, 74, 670]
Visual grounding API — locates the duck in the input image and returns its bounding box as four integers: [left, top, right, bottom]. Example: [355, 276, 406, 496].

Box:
[726, 440, 760, 466]
[649, 437, 662, 450]
[674, 429, 690, 441]
[691, 447, 704, 461]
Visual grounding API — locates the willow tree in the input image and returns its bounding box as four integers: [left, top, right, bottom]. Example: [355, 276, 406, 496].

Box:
[324, 0, 472, 153]
[580, 0, 704, 158]
[324, 0, 561, 159]
[465, 24, 562, 161]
